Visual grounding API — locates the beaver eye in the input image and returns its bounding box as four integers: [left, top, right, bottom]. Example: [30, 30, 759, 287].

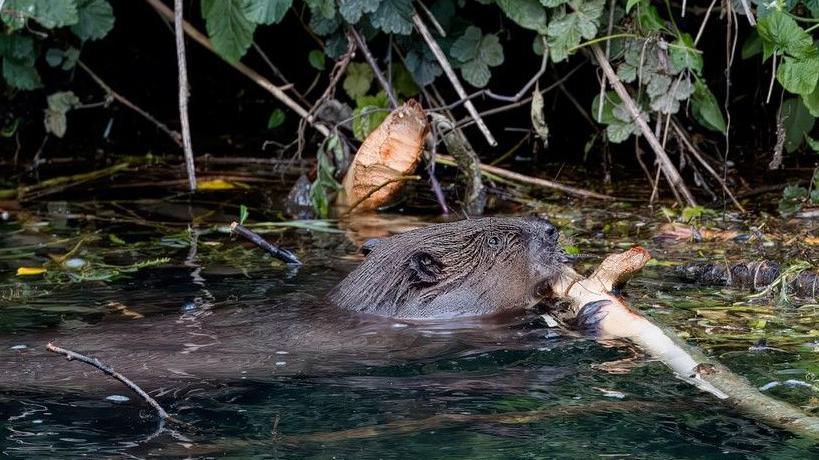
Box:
[487, 236, 501, 248]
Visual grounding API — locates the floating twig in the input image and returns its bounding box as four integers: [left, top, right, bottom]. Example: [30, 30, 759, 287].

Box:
[590, 44, 697, 207]
[144, 0, 330, 137]
[174, 0, 196, 191]
[230, 222, 302, 265]
[45, 343, 178, 423]
[435, 154, 616, 201]
[411, 13, 497, 147]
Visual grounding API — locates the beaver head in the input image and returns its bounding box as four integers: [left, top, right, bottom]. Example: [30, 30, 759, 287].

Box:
[328, 216, 564, 319]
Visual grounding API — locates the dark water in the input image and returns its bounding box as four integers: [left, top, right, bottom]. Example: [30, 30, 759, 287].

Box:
[1, 194, 818, 458]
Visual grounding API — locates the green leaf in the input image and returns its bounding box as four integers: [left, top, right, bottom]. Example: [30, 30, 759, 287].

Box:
[540, 0, 568, 6]
[460, 58, 490, 88]
[391, 63, 419, 97]
[669, 33, 702, 75]
[606, 122, 634, 143]
[338, 0, 381, 23]
[776, 56, 819, 95]
[405, 44, 441, 85]
[370, 0, 413, 35]
[591, 91, 622, 125]
[547, 0, 604, 62]
[452, 27, 504, 88]
[308, 49, 326, 70]
[625, 0, 641, 13]
[352, 92, 390, 140]
[691, 80, 726, 134]
[757, 11, 815, 60]
[2, 58, 42, 90]
[239, 204, 249, 224]
[781, 97, 815, 153]
[806, 135, 819, 152]
[450, 26, 482, 62]
[44, 91, 80, 137]
[243, 0, 292, 24]
[343, 62, 375, 99]
[496, 0, 548, 34]
[305, 0, 335, 19]
[201, 0, 256, 63]
[71, 0, 114, 41]
[267, 108, 285, 129]
[802, 84, 819, 117]
[636, 3, 665, 32]
[779, 185, 808, 216]
[741, 30, 762, 60]
[308, 7, 341, 35]
[1, 0, 78, 30]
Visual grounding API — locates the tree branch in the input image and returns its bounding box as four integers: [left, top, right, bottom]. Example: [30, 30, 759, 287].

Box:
[174, 0, 196, 191]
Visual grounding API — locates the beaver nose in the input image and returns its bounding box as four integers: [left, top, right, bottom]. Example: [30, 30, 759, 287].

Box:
[526, 216, 558, 242]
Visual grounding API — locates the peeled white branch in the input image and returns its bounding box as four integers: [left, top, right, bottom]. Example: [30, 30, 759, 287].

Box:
[553, 247, 819, 440]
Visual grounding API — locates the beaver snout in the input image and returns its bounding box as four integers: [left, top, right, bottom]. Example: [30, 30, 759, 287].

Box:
[523, 215, 559, 244]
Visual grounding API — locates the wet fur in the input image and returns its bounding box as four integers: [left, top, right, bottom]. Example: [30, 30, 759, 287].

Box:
[329, 216, 564, 319]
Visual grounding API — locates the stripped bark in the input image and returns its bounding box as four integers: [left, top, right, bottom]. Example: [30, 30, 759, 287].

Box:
[553, 247, 819, 440]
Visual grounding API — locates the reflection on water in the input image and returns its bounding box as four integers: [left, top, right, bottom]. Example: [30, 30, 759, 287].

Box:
[1, 194, 818, 458]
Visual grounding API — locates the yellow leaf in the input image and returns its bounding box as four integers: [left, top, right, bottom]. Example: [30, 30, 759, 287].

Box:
[197, 179, 237, 190]
[16, 267, 46, 276]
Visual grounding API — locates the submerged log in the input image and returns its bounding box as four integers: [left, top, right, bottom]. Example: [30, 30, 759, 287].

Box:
[553, 247, 819, 440]
[677, 260, 818, 300]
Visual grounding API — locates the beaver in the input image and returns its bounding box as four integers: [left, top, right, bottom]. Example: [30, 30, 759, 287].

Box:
[2, 216, 568, 392]
[330, 216, 563, 319]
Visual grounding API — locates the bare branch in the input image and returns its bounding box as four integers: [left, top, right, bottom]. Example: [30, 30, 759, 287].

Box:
[174, 0, 196, 191]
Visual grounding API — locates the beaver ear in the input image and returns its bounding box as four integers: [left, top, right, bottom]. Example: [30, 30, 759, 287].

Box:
[361, 238, 382, 256]
[409, 251, 443, 284]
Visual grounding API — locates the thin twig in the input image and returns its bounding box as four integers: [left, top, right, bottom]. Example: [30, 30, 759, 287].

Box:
[411, 13, 497, 146]
[174, 0, 196, 191]
[737, 0, 756, 26]
[454, 63, 586, 129]
[77, 61, 182, 146]
[349, 26, 398, 108]
[670, 120, 745, 212]
[230, 222, 302, 265]
[343, 175, 421, 214]
[144, 0, 329, 137]
[591, 44, 697, 207]
[46, 343, 178, 423]
[693, 0, 718, 46]
[435, 155, 617, 201]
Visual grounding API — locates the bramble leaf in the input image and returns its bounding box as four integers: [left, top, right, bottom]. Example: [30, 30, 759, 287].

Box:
[669, 33, 702, 75]
[352, 92, 390, 141]
[71, 0, 114, 41]
[201, 0, 256, 63]
[338, 0, 380, 23]
[343, 62, 375, 99]
[547, 0, 604, 62]
[496, 0, 548, 34]
[370, 0, 413, 34]
[2, 58, 41, 90]
[243, 0, 292, 24]
[405, 43, 442, 85]
[1, 0, 78, 30]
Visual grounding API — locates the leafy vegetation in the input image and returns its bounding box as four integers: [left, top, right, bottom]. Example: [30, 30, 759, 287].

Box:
[0, 0, 817, 215]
